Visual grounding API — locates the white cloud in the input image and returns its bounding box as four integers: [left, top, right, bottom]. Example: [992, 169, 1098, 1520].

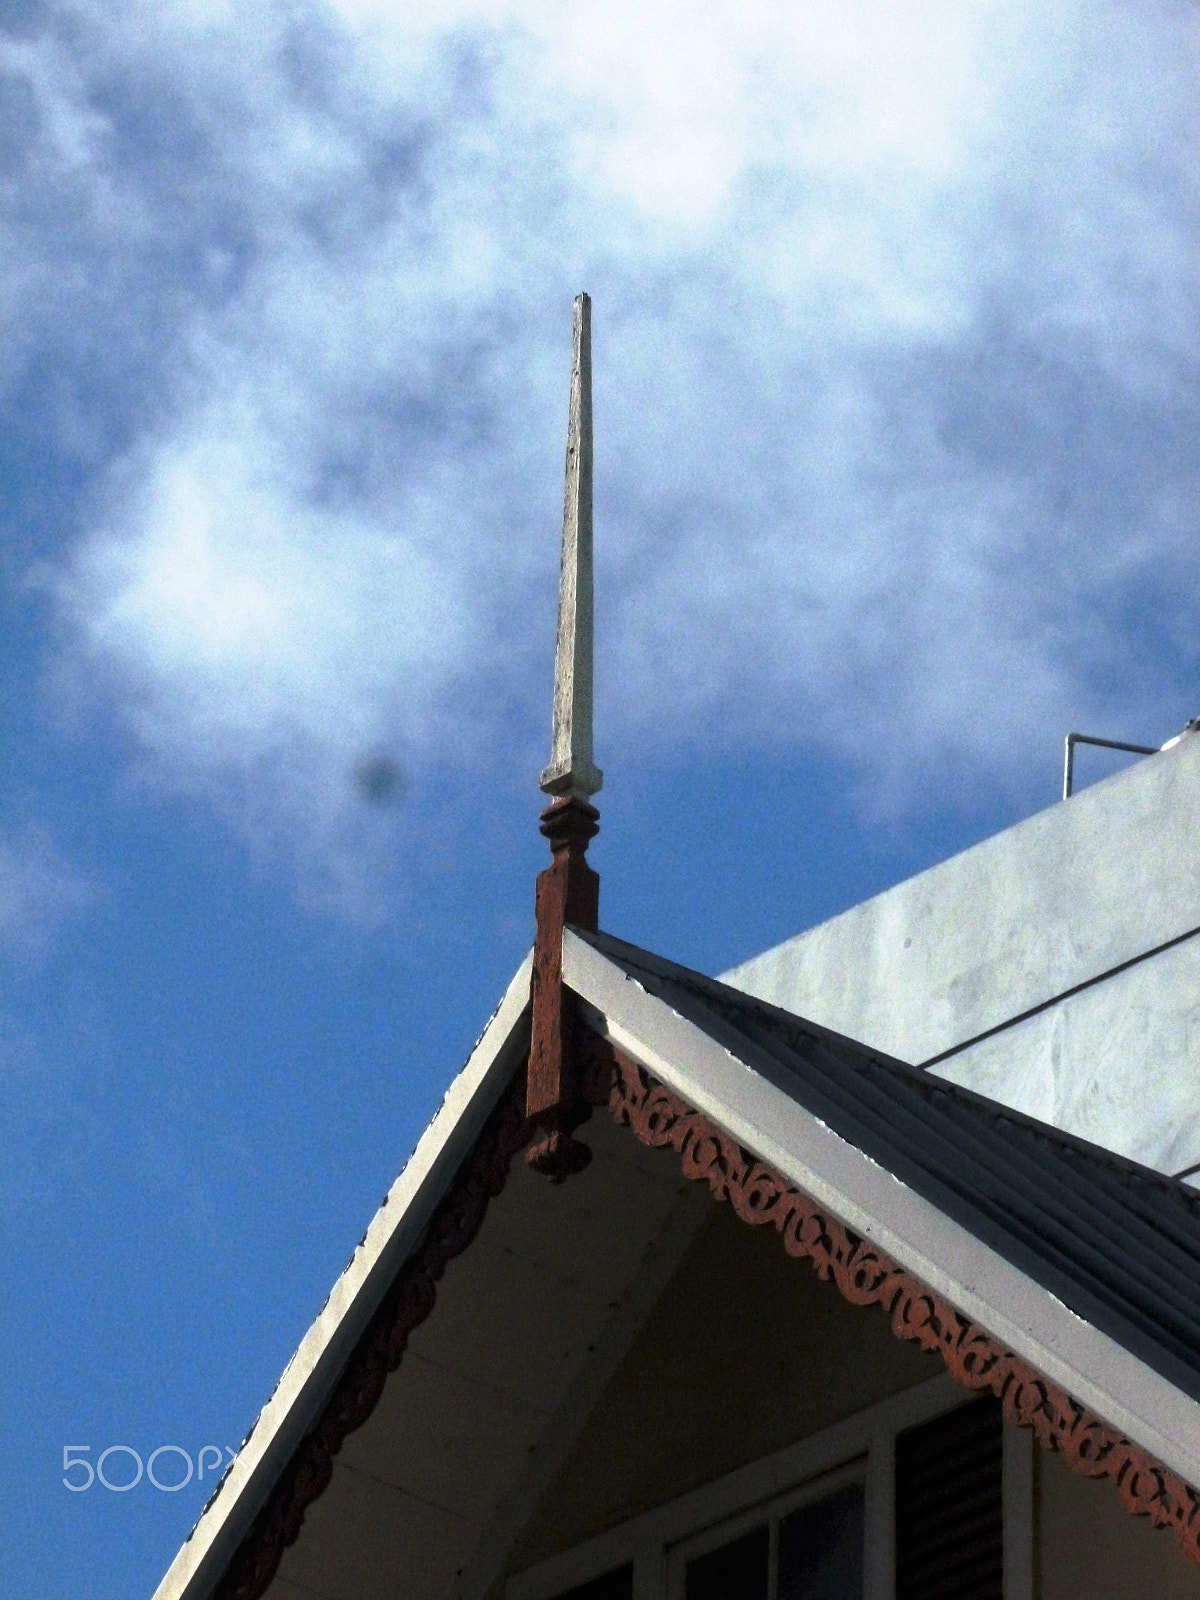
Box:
[75, 411, 468, 758]
[5, 0, 1200, 898]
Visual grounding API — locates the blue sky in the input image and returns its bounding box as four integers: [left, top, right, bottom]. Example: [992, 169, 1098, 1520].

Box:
[2, 1, 1199, 1593]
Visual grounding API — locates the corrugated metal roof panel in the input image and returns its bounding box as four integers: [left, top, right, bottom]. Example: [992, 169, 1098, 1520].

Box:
[578, 928, 1200, 1406]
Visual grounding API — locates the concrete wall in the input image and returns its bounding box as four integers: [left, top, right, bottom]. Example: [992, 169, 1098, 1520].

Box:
[502, 1198, 1200, 1600]
[722, 731, 1200, 1175]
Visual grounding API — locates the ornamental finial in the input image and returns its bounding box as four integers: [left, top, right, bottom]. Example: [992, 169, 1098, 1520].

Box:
[540, 292, 603, 800]
[527, 294, 603, 1182]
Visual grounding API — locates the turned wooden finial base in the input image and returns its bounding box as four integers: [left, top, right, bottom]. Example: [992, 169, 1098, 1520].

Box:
[526, 794, 599, 1180]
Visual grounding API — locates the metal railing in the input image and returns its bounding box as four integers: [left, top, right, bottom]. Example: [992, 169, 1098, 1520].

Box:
[1062, 733, 1158, 800]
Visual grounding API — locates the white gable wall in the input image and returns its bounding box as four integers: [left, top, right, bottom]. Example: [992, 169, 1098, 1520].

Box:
[722, 730, 1200, 1176]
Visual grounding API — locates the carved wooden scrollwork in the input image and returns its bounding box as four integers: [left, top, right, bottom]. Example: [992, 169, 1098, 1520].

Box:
[602, 1043, 1200, 1566]
[212, 1075, 531, 1600]
[204, 1025, 1200, 1597]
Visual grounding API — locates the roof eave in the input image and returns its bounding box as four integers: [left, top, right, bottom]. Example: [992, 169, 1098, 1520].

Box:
[152, 952, 533, 1600]
[563, 927, 1200, 1492]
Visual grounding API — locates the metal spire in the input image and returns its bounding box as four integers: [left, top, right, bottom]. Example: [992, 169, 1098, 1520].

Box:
[540, 293, 603, 801]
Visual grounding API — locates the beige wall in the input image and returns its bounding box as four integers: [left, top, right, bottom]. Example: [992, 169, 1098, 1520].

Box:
[502, 1198, 1200, 1599]
[505, 1200, 939, 1573]
[1036, 1447, 1200, 1599]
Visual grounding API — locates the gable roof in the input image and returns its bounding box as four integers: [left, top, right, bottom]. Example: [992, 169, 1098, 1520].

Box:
[155, 927, 1200, 1600]
[564, 928, 1200, 1493]
[576, 927, 1200, 1408]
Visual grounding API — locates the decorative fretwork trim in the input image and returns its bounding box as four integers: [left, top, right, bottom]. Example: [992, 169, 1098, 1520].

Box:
[212, 1076, 531, 1600]
[600, 1043, 1200, 1567]
[205, 1020, 1200, 1598]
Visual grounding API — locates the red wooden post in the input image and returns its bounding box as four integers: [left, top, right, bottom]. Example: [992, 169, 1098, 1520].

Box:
[526, 795, 599, 1178]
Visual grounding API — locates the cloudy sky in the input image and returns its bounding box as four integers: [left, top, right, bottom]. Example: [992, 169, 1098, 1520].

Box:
[2, 1, 1198, 1593]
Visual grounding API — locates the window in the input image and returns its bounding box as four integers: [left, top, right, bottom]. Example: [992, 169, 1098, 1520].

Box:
[686, 1524, 771, 1600]
[510, 1378, 1030, 1600]
[778, 1483, 865, 1600]
[680, 1476, 865, 1600]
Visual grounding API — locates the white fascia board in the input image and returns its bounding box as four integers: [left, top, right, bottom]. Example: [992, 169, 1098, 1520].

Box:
[153, 953, 533, 1600]
[563, 931, 1200, 1491]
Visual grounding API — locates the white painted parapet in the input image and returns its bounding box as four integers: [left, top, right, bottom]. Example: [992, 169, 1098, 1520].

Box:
[722, 733, 1200, 1176]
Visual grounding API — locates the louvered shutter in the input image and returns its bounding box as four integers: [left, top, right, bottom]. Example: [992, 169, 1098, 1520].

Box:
[895, 1397, 1004, 1600]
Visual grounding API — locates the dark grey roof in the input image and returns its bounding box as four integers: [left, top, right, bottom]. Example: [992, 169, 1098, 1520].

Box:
[578, 928, 1200, 1408]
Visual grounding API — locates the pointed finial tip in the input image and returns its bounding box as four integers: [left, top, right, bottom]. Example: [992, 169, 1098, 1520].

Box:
[541, 292, 600, 802]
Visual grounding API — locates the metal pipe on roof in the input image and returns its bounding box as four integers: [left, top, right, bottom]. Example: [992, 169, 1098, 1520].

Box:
[1063, 732, 1159, 800]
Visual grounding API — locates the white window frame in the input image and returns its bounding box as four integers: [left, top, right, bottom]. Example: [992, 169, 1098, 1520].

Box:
[667, 1455, 866, 1600]
[506, 1373, 1033, 1600]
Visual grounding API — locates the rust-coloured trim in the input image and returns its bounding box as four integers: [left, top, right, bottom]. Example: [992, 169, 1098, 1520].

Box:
[200, 1010, 1200, 1597]
[211, 1076, 531, 1600]
[599, 1042, 1200, 1566]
